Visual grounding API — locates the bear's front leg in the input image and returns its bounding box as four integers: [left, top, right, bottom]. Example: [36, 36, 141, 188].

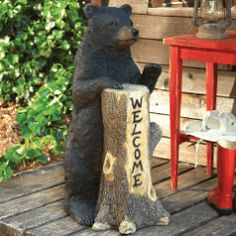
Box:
[138, 64, 162, 93]
[73, 77, 123, 108]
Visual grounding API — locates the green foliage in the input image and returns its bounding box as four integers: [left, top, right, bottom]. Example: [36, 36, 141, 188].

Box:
[0, 0, 86, 101]
[0, 0, 86, 181]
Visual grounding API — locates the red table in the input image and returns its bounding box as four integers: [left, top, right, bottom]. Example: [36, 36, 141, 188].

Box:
[163, 31, 236, 191]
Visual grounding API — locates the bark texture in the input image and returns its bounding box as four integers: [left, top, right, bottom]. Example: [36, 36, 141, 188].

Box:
[92, 84, 170, 234]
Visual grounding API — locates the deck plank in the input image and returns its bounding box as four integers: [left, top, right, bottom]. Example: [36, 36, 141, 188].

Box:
[155, 166, 215, 199]
[0, 162, 64, 204]
[151, 162, 193, 184]
[0, 160, 231, 236]
[71, 228, 121, 236]
[25, 216, 86, 236]
[0, 201, 66, 236]
[162, 177, 218, 214]
[133, 202, 218, 236]
[151, 157, 168, 168]
[15, 166, 215, 235]
[182, 215, 236, 236]
[0, 184, 64, 220]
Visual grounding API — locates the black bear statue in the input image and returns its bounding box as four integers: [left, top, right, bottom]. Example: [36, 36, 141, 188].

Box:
[64, 3, 162, 226]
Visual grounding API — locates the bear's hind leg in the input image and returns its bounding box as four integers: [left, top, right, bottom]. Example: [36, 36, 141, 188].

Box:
[64, 148, 101, 226]
[65, 195, 97, 226]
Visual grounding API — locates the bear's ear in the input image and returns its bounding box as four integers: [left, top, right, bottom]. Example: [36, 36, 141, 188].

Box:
[120, 4, 132, 16]
[84, 4, 98, 19]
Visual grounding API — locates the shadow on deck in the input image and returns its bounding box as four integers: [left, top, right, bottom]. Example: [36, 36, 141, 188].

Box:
[1, 157, 236, 236]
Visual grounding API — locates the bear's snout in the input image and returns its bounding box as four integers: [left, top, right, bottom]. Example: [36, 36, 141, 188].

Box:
[115, 26, 139, 43]
[131, 28, 139, 37]
[109, 25, 140, 49]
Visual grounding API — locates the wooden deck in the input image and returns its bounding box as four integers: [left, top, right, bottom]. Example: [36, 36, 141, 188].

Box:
[1, 158, 236, 236]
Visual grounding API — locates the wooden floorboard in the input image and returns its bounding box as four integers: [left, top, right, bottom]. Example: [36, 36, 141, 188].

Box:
[151, 157, 168, 168]
[71, 228, 121, 236]
[0, 201, 66, 236]
[162, 177, 218, 214]
[1, 159, 236, 236]
[155, 166, 215, 199]
[0, 184, 64, 220]
[133, 202, 219, 236]
[1, 200, 87, 236]
[151, 162, 193, 185]
[0, 162, 64, 204]
[182, 214, 236, 236]
[25, 216, 86, 236]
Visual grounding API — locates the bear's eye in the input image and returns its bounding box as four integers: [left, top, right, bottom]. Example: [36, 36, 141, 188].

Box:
[130, 20, 133, 26]
[110, 21, 117, 27]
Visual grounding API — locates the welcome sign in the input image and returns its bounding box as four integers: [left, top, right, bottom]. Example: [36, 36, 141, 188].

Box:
[124, 85, 155, 200]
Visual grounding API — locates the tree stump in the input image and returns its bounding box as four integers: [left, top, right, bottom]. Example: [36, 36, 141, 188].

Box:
[92, 84, 170, 234]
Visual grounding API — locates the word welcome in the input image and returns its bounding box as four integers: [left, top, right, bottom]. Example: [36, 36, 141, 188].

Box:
[130, 96, 144, 188]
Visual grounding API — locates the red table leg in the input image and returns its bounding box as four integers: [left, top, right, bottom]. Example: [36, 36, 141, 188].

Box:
[205, 63, 218, 176]
[169, 47, 182, 191]
[208, 146, 236, 215]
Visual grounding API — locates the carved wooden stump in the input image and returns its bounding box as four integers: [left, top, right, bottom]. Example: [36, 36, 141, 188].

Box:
[92, 84, 170, 234]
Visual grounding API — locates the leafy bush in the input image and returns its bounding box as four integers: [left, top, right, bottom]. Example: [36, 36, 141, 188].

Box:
[0, 0, 86, 181]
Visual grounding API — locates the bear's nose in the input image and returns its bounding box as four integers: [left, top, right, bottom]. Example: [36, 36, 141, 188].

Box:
[131, 28, 139, 37]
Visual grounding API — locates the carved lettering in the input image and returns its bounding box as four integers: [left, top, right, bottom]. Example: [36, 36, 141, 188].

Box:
[132, 110, 142, 123]
[131, 160, 143, 174]
[134, 149, 141, 160]
[132, 136, 141, 147]
[133, 173, 143, 187]
[130, 96, 144, 189]
[132, 123, 141, 136]
[130, 97, 143, 109]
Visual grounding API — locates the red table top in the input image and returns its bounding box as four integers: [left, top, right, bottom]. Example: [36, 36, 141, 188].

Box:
[163, 31, 236, 52]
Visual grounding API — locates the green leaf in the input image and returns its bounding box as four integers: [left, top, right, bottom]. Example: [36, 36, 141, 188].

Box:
[53, 143, 63, 155]
[0, 161, 9, 173]
[0, 0, 86, 181]
[37, 155, 49, 164]
[4, 166, 14, 180]
[0, 162, 14, 181]
[16, 0, 28, 5]
[5, 145, 22, 162]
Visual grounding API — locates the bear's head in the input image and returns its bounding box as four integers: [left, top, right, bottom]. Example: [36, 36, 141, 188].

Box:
[84, 4, 139, 49]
